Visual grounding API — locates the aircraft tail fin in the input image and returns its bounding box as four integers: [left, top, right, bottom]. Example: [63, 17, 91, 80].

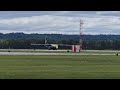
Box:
[45, 36, 47, 45]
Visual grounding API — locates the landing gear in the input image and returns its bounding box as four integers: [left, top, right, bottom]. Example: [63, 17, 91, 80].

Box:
[116, 53, 119, 56]
[48, 47, 57, 50]
[53, 48, 57, 50]
[48, 48, 51, 50]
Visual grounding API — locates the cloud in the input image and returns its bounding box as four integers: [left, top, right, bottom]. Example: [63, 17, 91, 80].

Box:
[0, 11, 120, 34]
[96, 11, 120, 16]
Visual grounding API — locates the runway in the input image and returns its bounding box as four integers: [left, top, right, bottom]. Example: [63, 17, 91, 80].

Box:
[0, 49, 68, 52]
[0, 52, 117, 56]
[0, 49, 119, 55]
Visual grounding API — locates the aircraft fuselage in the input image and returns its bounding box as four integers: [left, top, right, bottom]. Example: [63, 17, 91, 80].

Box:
[46, 44, 58, 50]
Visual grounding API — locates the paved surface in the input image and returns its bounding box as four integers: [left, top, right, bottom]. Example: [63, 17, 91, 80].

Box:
[0, 49, 119, 55]
[0, 52, 117, 55]
[85, 50, 120, 52]
[0, 49, 67, 51]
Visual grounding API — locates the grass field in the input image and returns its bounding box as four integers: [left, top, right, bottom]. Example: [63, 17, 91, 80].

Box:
[0, 55, 120, 79]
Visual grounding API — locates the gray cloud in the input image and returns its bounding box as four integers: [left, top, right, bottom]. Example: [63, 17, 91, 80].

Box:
[0, 11, 120, 34]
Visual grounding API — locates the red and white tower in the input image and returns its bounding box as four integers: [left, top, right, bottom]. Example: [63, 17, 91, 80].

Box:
[71, 19, 84, 53]
[79, 19, 84, 52]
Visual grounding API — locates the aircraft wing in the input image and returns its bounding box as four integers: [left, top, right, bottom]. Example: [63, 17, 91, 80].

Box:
[30, 44, 50, 46]
[58, 44, 73, 46]
[31, 44, 44, 46]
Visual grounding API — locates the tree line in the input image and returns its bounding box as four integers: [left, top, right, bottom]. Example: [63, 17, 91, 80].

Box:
[0, 33, 120, 49]
[0, 39, 120, 50]
[0, 33, 120, 41]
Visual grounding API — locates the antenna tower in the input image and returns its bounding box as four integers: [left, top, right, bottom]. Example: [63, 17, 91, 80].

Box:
[79, 19, 84, 52]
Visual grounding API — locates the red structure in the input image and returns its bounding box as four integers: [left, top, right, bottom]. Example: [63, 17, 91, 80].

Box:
[71, 45, 80, 53]
[72, 45, 76, 52]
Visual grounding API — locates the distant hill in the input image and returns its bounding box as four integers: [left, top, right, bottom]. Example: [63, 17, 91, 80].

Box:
[0, 33, 120, 41]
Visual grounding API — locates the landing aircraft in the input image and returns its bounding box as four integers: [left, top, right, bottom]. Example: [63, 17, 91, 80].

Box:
[31, 36, 72, 50]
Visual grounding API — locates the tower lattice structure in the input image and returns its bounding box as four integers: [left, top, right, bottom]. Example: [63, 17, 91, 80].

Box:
[79, 19, 84, 52]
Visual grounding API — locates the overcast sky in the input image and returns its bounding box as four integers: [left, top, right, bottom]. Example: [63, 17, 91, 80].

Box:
[0, 11, 120, 35]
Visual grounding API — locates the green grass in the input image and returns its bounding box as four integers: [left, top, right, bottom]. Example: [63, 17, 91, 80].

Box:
[0, 55, 120, 79]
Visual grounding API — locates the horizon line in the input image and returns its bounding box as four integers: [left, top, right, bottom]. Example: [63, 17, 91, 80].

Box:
[0, 32, 120, 35]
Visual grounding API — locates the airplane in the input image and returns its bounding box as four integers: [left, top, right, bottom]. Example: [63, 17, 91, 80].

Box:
[30, 36, 72, 50]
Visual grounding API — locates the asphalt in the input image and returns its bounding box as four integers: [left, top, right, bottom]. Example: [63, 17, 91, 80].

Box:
[0, 52, 117, 55]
